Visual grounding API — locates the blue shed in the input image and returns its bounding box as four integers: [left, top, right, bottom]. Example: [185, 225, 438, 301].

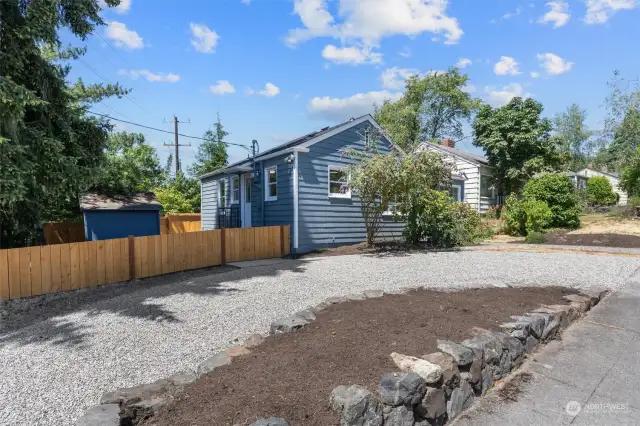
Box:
[80, 192, 162, 241]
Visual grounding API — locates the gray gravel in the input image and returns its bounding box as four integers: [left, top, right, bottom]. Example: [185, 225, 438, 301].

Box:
[0, 250, 638, 425]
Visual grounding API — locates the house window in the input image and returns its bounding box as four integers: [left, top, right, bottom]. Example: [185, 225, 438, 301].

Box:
[449, 184, 462, 202]
[480, 175, 494, 198]
[218, 180, 226, 208]
[230, 176, 240, 204]
[328, 166, 350, 198]
[265, 166, 277, 201]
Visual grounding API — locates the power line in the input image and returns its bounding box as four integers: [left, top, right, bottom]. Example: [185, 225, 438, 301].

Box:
[87, 111, 252, 151]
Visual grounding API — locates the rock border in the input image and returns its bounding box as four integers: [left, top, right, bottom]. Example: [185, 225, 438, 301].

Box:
[76, 287, 606, 426]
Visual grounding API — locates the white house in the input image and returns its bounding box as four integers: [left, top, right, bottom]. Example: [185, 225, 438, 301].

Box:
[417, 139, 498, 213]
[576, 167, 628, 205]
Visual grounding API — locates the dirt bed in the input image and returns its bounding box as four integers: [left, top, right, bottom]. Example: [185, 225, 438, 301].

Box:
[543, 232, 640, 248]
[146, 286, 576, 426]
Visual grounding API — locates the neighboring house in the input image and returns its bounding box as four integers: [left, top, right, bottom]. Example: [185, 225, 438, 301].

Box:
[564, 172, 589, 190]
[417, 139, 499, 213]
[575, 167, 628, 205]
[199, 115, 403, 254]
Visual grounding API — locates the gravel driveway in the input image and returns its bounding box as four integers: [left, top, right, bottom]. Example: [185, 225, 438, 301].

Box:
[0, 250, 638, 425]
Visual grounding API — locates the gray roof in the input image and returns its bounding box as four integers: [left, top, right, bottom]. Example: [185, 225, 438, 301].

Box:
[424, 143, 490, 165]
[200, 114, 374, 179]
[80, 192, 162, 211]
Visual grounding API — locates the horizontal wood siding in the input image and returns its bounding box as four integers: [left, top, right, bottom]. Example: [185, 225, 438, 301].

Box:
[201, 176, 218, 230]
[297, 122, 403, 253]
[252, 156, 294, 228]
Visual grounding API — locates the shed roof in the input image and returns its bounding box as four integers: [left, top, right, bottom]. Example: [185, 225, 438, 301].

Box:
[80, 192, 162, 211]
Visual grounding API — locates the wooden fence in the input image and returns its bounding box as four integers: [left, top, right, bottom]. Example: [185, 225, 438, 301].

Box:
[43, 222, 86, 245]
[0, 225, 290, 301]
[160, 214, 202, 234]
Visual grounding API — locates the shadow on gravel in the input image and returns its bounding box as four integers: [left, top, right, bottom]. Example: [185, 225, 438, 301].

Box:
[0, 259, 311, 347]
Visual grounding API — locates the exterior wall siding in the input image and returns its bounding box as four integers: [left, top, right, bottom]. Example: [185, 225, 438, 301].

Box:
[478, 165, 498, 213]
[297, 122, 403, 253]
[201, 175, 236, 229]
[83, 210, 160, 241]
[251, 155, 294, 228]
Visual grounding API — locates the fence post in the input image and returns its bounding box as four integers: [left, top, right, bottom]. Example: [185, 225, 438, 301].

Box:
[220, 229, 226, 265]
[280, 226, 285, 257]
[128, 235, 135, 280]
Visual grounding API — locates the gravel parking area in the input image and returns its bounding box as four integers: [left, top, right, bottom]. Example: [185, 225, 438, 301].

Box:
[0, 250, 638, 425]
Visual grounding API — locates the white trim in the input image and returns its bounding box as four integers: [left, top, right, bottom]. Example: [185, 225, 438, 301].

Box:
[293, 151, 299, 250]
[265, 166, 277, 201]
[230, 175, 240, 204]
[327, 165, 351, 199]
[217, 179, 226, 208]
[255, 147, 309, 163]
[479, 174, 495, 199]
[450, 184, 462, 202]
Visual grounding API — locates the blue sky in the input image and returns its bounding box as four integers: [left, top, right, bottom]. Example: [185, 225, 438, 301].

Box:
[66, 0, 640, 166]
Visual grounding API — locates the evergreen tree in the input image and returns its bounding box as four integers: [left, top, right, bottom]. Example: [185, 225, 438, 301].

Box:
[190, 113, 229, 177]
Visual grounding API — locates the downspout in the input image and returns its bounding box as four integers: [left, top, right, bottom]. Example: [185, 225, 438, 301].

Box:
[293, 150, 299, 252]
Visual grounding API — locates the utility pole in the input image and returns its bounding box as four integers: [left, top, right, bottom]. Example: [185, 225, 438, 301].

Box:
[163, 115, 190, 175]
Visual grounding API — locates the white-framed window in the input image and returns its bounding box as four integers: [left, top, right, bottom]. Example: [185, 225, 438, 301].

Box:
[383, 197, 398, 216]
[328, 165, 351, 198]
[480, 174, 494, 198]
[265, 166, 277, 201]
[230, 175, 240, 204]
[449, 184, 462, 202]
[218, 179, 227, 208]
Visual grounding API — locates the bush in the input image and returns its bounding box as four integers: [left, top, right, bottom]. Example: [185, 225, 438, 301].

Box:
[503, 194, 526, 236]
[403, 190, 489, 248]
[629, 196, 640, 207]
[522, 174, 581, 229]
[525, 231, 546, 244]
[484, 205, 502, 219]
[586, 176, 617, 206]
[523, 200, 552, 234]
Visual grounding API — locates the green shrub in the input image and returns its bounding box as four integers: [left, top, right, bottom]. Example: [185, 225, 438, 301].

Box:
[484, 205, 502, 219]
[522, 174, 581, 229]
[629, 196, 640, 207]
[503, 194, 526, 236]
[525, 231, 546, 244]
[586, 176, 617, 206]
[523, 200, 552, 234]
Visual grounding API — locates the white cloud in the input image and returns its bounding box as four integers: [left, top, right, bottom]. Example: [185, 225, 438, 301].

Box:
[242, 0, 251, 4]
[190, 23, 219, 53]
[485, 83, 531, 107]
[285, 0, 463, 48]
[209, 80, 236, 95]
[118, 69, 180, 83]
[537, 52, 574, 74]
[585, 0, 637, 24]
[321, 44, 382, 65]
[380, 67, 420, 89]
[539, 1, 571, 27]
[98, 0, 131, 14]
[248, 82, 281, 97]
[104, 21, 144, 49]
[502, 7, 523, 20]
[398, 46, 412, 58]
[530, 71, 541, 78]
[494, 56, 521, 76]
[307, 90, 402, 121]
[456, 57, 472, 68]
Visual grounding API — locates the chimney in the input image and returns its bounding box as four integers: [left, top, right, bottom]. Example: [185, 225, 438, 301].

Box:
[602, 165, 608, 173]
[440, 138, 455, 148]
[587, 162, 593, 169]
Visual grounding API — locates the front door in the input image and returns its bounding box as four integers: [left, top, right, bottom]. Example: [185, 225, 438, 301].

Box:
[240, 174, 252, 228]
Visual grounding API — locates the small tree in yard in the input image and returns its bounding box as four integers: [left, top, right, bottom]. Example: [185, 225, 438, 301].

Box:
[586, 176, 617, 206]
[522, 174, 581, 229]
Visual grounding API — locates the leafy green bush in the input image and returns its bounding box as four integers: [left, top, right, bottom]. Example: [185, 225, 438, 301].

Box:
[522, 174, 581, 229]
[525, 231, 546, 244]
[523, 200, 552, 234]
[629, 196, 640, 207]
[503, 194, 526, 236]
[484, 205, 502, 219]
[586, 176, 617, 206]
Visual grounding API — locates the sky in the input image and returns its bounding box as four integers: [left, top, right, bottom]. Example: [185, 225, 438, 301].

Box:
[65, 0, 640, 167]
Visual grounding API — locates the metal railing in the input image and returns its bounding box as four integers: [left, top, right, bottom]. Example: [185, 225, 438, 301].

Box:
[217, 207, 240, 229]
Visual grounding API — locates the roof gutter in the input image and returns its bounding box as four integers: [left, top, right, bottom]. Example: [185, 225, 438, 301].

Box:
[199, 147, 309, 180]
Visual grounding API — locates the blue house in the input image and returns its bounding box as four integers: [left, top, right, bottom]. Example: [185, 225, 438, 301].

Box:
[199, 115, 404, 254]
[80, 192, 162, 241]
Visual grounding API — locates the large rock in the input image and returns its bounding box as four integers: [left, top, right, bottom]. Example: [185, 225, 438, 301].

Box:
[330, 385, 383, 426]
[270, 315, 310, 334]
[167, 370, 197, 389]
[390, 353, 443, 385]
[514, 315, 546, 339]
[76, 404, 121, 426]
[524, 335, 539, 353]
[363, 289, 384, 298]
[421, 352, 460, 395]
[244, 333, 266, 347]
[100, 379, 170, 405]
[417, 387, 446, 420]
[563, 294, 592, 311]
[468, 358, 483, 390]
[249, 417, 289, 426]
[481, 367, 493, 394]
[197, 352, 232, 377]
[436, 340, 474, 367]
[382, 404, 414, 426]
[461, 333, 501, 365]
[446, 380, 475, 420]
[380, 372, 426, 406]
[495, 332, 524, 362]
[325, 296, 349, 305]
[123, 396, 172, 424]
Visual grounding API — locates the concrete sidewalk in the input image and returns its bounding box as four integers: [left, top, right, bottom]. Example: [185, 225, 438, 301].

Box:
[454, 273, 640, 426]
